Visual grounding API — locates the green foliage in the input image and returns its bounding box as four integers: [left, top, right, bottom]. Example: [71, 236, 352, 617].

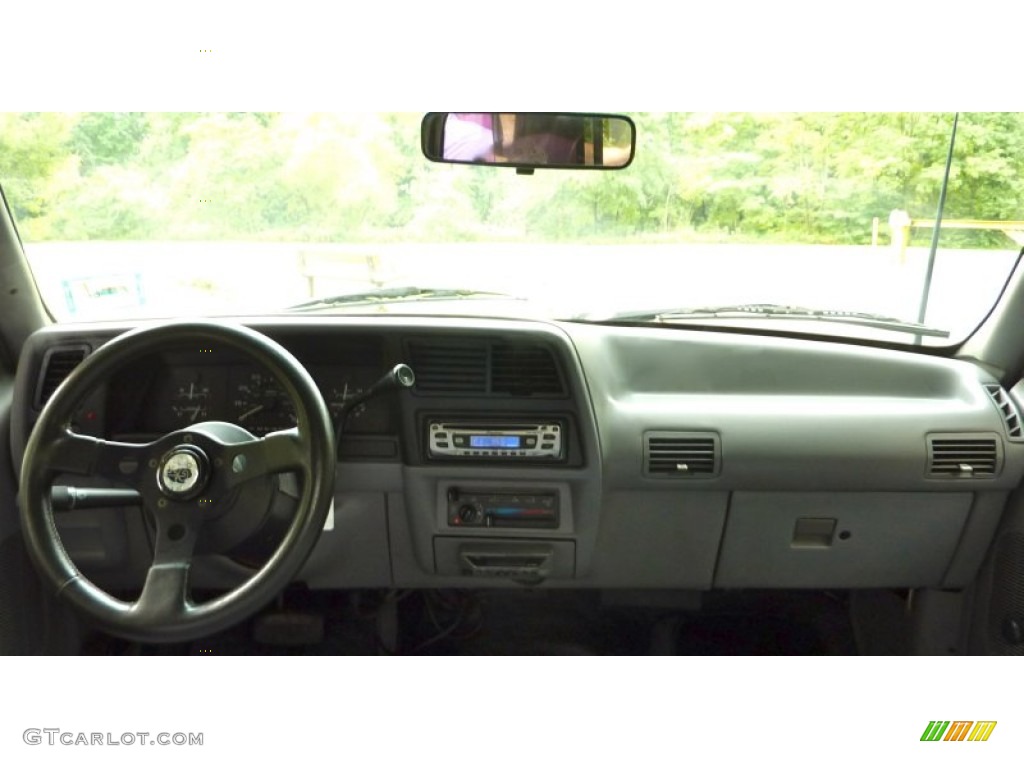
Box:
[69, 112, 148, 173]
[1, 112, 1022, 248]
[0, 113, 76, 225]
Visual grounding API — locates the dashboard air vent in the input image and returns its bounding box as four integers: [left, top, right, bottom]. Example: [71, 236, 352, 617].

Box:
[407, 338, 566, 397]
[408, 340, 488, 393]
[927, 434, 1001, 478]
[644, 432, 720, 478]
[984, 383, 1023, 440]
[34, 346, 90, 408]
[491, 343, 564, 397]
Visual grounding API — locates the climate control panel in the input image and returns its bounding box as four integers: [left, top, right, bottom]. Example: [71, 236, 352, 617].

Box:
[446, 487, 560, 529]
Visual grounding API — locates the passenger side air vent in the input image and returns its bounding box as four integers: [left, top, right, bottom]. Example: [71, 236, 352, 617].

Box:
[926, 433, 1001, 478]
[407, 338, 566, 397]
[491, 343, 564, 397]
[984, 383, 1024, 440]
[408, 340, 488, 393]
[34, 345, 90, 409]
[644, 431, 721, 478]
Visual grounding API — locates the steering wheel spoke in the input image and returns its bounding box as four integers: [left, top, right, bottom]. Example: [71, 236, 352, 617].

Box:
[47, 430, 153, 489]
[133, 505, 203, 621]
[221, 427, 305, 491]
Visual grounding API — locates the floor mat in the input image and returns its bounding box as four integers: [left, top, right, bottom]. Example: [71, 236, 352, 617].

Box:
[82, 589, 858, 655]
[673, 615, 829, 654]
[666, 591, 857, 655]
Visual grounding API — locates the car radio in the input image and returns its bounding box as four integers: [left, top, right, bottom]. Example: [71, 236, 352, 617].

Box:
[427, 420, 564, 460]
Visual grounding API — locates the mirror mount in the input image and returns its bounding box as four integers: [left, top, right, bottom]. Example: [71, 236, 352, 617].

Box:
[421, 112, 636, 172]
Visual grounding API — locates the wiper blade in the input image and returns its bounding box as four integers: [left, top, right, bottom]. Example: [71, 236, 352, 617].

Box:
[286, 286, 521, 312]
[584, 303, 950, 339]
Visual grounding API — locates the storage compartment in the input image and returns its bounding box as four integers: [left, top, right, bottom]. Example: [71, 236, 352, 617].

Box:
[433, 537, 576, 579]
[715, 492, 972, 588]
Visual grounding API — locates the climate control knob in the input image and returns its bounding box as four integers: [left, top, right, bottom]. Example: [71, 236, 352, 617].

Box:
[458, 505, 481, 524]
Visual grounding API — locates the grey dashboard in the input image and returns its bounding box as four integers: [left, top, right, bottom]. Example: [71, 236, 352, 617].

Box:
[10, 316, 1024, 595]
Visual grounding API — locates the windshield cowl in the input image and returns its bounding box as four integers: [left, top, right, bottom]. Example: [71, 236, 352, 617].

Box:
[576, 303, 951, 340]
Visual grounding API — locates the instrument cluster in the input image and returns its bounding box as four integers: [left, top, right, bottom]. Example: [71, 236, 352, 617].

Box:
[150, 363, 387, 435]
[104, 342, 392, 438]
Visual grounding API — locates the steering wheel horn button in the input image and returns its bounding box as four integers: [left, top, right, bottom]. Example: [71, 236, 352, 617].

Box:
[157, 445, 210, 500]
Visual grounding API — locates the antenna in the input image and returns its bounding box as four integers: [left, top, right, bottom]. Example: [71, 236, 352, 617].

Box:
[915, 112, 960, 343]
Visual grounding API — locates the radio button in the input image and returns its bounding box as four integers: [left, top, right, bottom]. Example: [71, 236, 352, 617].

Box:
[436, 441, 449, 448]
[524, 437, 538, 448]
[453, 436, 467, 446]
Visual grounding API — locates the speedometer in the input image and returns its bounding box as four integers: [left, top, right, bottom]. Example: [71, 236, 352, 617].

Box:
[231, 369, 296, 435]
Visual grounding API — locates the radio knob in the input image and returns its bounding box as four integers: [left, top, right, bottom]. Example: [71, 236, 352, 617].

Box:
[458, 505, 480, 524]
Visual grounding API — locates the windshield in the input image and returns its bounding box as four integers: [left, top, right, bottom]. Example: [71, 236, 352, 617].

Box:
[4, 111, 1021, 346]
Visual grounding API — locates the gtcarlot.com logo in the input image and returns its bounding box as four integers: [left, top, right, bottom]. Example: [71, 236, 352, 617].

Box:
[23, 729, 203, 747]
[921, 721, 997, 742]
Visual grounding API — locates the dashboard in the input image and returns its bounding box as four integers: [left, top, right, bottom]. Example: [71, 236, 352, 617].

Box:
[10, 315, 1024, 596]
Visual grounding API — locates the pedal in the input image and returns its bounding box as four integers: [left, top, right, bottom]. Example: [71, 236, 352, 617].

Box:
[252, 612, 325, 646]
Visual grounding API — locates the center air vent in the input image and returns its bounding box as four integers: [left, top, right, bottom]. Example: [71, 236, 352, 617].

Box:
[34, 345, 90, 408]
[984, 383, 1024, 440]
[491, 343, 563, 396]
[927, 433, 1001, 478]
[407, 340, 488, 393]
[644, 431, 721, 478]
[407, 338, 565, 397]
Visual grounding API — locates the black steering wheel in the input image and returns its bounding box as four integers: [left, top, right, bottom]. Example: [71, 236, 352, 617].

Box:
[18, 320, 336, 644]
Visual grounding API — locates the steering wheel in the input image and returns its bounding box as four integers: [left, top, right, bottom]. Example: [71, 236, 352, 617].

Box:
[18, 320, 336, 644]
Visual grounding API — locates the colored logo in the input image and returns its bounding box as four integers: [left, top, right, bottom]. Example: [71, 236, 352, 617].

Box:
[921, 721, 997, 742]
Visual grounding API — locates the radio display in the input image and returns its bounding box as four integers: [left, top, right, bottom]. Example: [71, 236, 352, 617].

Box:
[470, 435, 521, 449]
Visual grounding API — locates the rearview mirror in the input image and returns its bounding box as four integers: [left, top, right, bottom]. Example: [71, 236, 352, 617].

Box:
[421, 112, 635, 171]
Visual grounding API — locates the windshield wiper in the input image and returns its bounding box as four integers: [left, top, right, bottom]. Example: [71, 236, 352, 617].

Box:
[286, 286, 522, 312]
[580, 303, 951, 339]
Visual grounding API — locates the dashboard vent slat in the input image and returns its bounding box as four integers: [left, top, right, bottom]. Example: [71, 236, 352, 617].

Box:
[408, 341, 488, 393]
[491, 343, 565, 397]
[984, 383, 1024, 440]
[407, 338, 566, 397]
[34, 346, 90, 409]
[927, 434, 1001, 478]
[644, 432, 721, 478]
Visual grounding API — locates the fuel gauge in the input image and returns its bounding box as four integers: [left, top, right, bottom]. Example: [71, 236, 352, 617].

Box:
[327, 381, 367, 422]
[169, 372, 213, 426]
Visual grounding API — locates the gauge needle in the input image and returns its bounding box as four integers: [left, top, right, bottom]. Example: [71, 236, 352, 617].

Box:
[239, 405, 264, 421]
[187, 406, 202, 422]
[189, 382, 195, 400]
